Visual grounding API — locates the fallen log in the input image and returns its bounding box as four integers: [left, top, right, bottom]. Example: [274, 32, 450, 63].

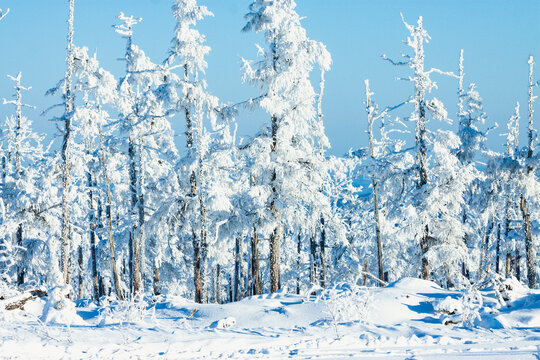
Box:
[2, 289, 48, 311]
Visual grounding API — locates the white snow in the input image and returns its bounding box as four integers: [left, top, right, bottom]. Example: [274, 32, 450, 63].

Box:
[1, 278, 539, 359]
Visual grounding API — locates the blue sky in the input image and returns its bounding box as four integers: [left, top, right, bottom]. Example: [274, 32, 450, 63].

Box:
[0, 0, 539, 156]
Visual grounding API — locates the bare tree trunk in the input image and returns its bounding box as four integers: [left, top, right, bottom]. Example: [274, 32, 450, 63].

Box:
[479, 216, 493, 279]
[319, 217, 326, 288]
[268, 37, 282, 294]
[522, 57, 536, 289]
[86, 151, 100, 302]
[77, 245, 83, 299]
[212, 265, 217, 303]
[128, 139, 141, 295]
[365, 80, 385, 284]
[363, 258, 368, 286]
[309, 234, 317, 285]
[153, 267, 160, 295]
[506, 252, 512, 278]
[269, 168, 281, 292]
[296, 234, 301, 294]
[521, 195, 535, 288]
[234, 237, 243, 301]
[61, 0, 76, 286]
[228, 273, 233, 303]
[216, 264, 221, 304]
[16, 225, 24, 286]
[515, 250, 521, 281]
[495, 223, 501, 275]
[183, 67, 203, 303]
[199, 183, 208, 304]
[128, 233, 133, 293]
[137, 133, 146, 293]
[421, 225, 430, 280]
[99, 127, 123, 300]
[193, 229, 202, 304]
[250, 227, 261, 295]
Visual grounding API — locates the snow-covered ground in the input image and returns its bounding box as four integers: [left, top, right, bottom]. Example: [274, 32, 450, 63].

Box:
[1, 278, 539, 359]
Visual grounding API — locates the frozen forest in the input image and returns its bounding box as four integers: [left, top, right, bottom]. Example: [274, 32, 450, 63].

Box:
[0, 1, 539, 359]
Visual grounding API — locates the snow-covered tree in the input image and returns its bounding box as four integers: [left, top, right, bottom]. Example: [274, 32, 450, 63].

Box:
[164, 0, 221, 303]
[242, 0, 331, 292]
[383, 15, 477, 286]
[114, 13, 179, 297]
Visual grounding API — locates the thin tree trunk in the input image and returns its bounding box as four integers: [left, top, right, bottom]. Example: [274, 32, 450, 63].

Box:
[128, 139, 141, 295]
[414, 29, 430, 281]
[506, 252, 512, 278]
[61, 0, 76, 286]
[228, 273, 233, 303]
[129, 232, 134, 293]
[319, 216, 326, 288]
[137, 133, 146, 293]
[365, 80, 385, 284]
[86, 149, 100, 302]
[269, 168, 281, 292]
[251, 227, 261, 295]
[153, 267, 160, 295]
[496, 223, 501, 275]
[193, 229, 202, 304]
[269, 37, 282, 294]
[296, 234, 301, 294]
[212, 265, 217, 303]
[515, 250, 521, 281]
[521, 195, 535, 288]
[421, 225, 430, 280]
[234, 237, 243, 301]
[310, 234, 317, 285]
[98, 126, 123, 300]
[183, 64, 203, 303]
[16, 224, 24, 286]
[522, 56, 537, 289]
[363, 258, 368, 286]
[479, 216, 493, 280]
[199, 181, 208, 304]
[216, 264, 221, 304]
[77, 245, 83, 299]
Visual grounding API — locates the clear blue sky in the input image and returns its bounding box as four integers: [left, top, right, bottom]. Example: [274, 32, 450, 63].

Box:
[0, 0, 539, 155]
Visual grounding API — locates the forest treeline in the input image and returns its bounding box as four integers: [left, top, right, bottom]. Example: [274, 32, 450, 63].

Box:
[0, 1, 537, 304]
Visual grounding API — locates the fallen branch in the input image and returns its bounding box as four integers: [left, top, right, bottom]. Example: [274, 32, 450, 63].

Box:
[359, 271, 388, 286]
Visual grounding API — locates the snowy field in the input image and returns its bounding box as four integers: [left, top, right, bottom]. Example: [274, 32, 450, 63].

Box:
[1, 277, 539, 359]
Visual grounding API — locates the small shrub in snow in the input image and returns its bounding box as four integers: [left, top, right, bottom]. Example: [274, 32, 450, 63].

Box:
[313, 283, 370, 337]
[437, 287, 483, 326]
[97, 293, 155, 326]
[214, 317, 236, 329]
[434, 296, 463, 315]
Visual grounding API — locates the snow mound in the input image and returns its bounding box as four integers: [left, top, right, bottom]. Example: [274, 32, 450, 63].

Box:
[40, 285, 86, 326]
[387, 277, 442, 292]
[499, 277, 528, 301]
